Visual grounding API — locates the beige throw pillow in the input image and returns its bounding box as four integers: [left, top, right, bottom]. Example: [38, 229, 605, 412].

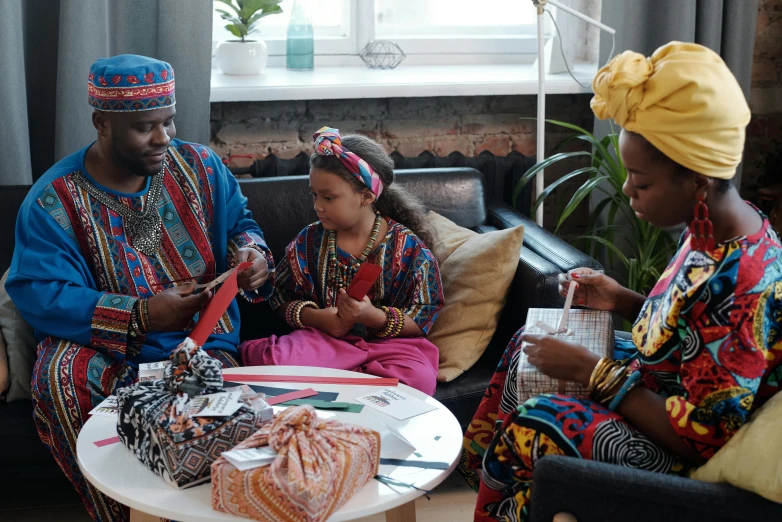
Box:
[427, 212, 524, 382]
[0, 270, 38, 401]
[689, 390, 782, 502]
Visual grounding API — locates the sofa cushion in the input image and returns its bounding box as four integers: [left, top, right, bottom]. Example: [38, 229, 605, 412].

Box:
[427, 212, 524, 382]
[690, 389, 782, 503]
[0, 269, 37, 401]
[0, 400, 81, 509]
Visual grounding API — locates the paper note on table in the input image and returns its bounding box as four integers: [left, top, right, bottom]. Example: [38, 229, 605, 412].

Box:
[355, 388, 437, 421]
[89, 396, 119, 418]
[359, 412, 416, 457]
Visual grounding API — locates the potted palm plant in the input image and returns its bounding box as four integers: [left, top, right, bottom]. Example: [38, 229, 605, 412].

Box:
[514, 120, 677, 296]
[215, 0, 284, 76]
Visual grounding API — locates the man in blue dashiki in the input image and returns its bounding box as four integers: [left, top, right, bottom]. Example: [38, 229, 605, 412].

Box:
[5, 55, 274, 522]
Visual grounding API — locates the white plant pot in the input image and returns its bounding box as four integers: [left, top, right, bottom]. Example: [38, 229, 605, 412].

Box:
[216, 40, 268, 76]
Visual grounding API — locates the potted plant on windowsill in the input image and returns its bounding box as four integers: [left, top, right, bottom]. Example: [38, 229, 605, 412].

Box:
[215, 0, 283, 76]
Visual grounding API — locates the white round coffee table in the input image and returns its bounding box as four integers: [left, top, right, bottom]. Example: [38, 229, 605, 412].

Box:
[77, 365, 462, 522]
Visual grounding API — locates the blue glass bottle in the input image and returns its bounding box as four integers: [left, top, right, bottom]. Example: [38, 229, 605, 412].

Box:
[286, 0, 314, 71]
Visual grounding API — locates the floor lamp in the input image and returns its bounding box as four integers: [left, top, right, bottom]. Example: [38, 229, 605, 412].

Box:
[532, 0, 616, 226]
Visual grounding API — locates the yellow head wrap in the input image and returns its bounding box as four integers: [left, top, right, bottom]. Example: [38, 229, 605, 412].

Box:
[591, 41, 751, 180]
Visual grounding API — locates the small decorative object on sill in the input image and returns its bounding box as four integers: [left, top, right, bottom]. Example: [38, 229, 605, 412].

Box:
[215, 0, 283, 76]
[286, 0, 314, 71]
[359, 40, 406, 69]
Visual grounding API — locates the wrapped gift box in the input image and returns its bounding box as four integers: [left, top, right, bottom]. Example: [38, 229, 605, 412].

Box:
[517, 308, 614, 405]
[116, 339, 272, 489]
[212, 405, 380, 522]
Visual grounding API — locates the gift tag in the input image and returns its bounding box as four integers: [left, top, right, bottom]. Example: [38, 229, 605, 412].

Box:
[221, 447, 278, 471]
[188, 390, 244, 417]
[138, 361, 170, 383]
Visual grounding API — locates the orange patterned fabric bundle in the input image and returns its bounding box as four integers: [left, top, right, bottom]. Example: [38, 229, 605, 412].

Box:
[211, 405, 380, 522]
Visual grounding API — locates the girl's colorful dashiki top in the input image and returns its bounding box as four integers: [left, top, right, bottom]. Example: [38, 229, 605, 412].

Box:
[270, 218, 444, 337]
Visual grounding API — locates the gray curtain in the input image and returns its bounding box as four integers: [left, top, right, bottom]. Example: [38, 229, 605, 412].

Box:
[0, 0, 213, 185]
[596, 0, 759, 188]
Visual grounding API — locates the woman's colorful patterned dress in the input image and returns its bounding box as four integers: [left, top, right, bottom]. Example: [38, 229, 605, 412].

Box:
[462, 214, 782, 521]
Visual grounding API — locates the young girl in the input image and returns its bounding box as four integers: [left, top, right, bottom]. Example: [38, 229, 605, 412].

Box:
[240, 127, 444, 394]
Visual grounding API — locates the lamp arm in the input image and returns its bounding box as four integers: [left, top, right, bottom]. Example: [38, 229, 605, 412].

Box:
[545, 0, 616, 34]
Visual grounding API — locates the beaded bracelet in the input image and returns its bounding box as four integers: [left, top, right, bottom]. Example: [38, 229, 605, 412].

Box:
[376, 307, 395, 337]
[377, 306, 405, 338]
[608, 370, 642, 411]
[390, 308, 404, 337]
[284, 301, 299, 328]
[296, 301, 317, 329]
[285, 300, 318, 329]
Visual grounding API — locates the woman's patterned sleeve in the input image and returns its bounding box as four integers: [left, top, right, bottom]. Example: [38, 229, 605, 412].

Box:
[665, 278, 779, 460]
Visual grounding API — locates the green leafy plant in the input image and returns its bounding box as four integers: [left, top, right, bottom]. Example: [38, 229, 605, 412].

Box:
[513, 119, 677, 295]
[216, 0, 284, 42]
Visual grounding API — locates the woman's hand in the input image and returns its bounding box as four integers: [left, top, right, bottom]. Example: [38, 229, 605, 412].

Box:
[521, 333, 601, 385]
[558, 268, 624, 312]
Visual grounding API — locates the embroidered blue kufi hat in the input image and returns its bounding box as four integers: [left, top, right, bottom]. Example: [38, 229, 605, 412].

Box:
[88, 54, 175, 112]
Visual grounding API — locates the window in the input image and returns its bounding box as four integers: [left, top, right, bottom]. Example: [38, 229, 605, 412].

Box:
[375, 0, 536, 37]
[212, 0, 560, 63]
[212, 0, 355, 56]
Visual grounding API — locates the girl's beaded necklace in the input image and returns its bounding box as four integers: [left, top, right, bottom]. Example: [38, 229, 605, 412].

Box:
[326, 213, 383, 304]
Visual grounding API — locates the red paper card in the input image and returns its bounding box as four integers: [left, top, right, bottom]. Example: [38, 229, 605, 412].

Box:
[94, 435, 120, 447]
[189, 261, 252, 346]
[264, 388, 318, 406]
[346, 263, 382, 301]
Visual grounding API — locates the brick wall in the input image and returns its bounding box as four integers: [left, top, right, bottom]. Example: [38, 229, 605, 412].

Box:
[210, 94, 594, 232]
[743, 0, 782, 202]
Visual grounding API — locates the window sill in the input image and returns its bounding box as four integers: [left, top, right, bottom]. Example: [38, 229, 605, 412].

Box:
[210, 62, 596, 102]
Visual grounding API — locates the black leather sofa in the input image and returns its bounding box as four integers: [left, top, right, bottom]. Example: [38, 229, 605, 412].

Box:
[0, 167, 598, 509]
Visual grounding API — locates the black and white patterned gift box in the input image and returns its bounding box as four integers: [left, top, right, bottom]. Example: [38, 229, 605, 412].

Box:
[116, 339, 269, 489]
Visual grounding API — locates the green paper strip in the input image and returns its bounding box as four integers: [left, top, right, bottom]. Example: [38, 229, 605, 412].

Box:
[279, 399, 364, 412]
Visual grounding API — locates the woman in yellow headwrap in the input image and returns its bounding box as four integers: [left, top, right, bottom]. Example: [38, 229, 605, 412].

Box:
[462, 42, 782, 522]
